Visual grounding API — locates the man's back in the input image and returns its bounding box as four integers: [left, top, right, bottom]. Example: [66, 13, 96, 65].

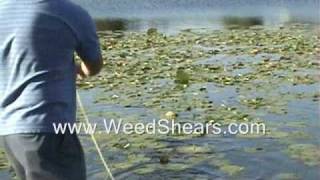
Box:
[0, 0, 101, 135]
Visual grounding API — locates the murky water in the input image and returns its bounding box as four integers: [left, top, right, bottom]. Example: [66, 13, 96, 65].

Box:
[77, 81, 320, 179]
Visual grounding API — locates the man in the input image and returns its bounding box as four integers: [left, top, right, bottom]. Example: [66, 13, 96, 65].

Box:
[0, 0, 103, 179]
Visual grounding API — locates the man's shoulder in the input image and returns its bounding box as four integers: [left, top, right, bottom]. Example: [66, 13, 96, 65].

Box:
[54, 0, 91, 19]
[52, 0, 93, 28]
[49, 0, 92, 34]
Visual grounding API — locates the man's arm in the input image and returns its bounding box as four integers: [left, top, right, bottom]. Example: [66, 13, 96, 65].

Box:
[77, 55, 103, 78]
[75, 10, 102, 78]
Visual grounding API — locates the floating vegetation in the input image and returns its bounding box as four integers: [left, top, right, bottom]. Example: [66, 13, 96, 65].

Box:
[162, 163, 191, 172]
[75, 23, 319, 178]
[272, 173, 300, 180]
[175, 67, 190, 85]
[209, 159, 244, 176]
[240, 97, 266, 109]
[0, 149, 8, 170]
[286, 144, 320, 166]
[219, 163, 244, 176]
[133, 165, 157, 175]
[176, 145, 212, 154]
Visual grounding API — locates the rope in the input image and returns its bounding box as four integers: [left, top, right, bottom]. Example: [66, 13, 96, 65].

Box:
[76, 91, 115, 180]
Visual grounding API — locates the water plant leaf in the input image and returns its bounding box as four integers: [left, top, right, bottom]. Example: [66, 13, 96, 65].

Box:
[285, 144, 320, 166]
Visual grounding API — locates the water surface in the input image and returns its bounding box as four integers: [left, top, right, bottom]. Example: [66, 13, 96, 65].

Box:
[72, 0, 320, 33]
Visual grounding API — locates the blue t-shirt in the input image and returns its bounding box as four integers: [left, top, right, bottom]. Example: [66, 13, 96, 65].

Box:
[0, 0, 101, 135]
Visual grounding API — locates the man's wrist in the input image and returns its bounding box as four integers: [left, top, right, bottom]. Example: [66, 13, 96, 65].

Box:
[76, 63, 86, 79]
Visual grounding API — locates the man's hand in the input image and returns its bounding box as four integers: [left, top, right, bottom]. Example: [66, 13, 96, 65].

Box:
[76, 63, 86, 80]
[76, 56, 103, 79]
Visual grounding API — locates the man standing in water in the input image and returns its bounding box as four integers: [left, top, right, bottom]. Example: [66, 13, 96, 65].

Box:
[0, 0, 102, 179]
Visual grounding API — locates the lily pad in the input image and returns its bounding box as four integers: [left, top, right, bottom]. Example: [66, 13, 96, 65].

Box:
[176, 145, 212, 154]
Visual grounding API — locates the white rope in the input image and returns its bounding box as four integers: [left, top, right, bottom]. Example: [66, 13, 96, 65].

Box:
[76, 91, 115, 180]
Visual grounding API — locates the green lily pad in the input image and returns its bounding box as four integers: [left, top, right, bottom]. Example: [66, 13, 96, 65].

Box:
[133, 164, 157, 175]
[176, 145, 212, 154]
[272, 173, 300, 180]
[209, 159, 244, 176]
[163, 163, 190, 171]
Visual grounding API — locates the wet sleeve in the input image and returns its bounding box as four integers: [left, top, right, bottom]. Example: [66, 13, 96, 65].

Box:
[75, 11, 101, 63]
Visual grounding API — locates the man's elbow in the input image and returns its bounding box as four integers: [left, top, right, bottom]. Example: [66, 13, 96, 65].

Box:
[82, 56, 103, 77]
[87, 60, 103, 76]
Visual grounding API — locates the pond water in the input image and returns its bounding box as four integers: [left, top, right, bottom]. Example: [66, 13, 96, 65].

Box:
[71, 0, 320, 33]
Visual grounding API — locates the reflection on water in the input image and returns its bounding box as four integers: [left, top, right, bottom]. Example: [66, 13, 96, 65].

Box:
[95, 16, 266, 32]
[94, 13, 318, 33]
[222, 16, 264, 29]
[71, 0, 320, 32]
[96, 18, 175, 32]
[95, 19, 129, 31]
